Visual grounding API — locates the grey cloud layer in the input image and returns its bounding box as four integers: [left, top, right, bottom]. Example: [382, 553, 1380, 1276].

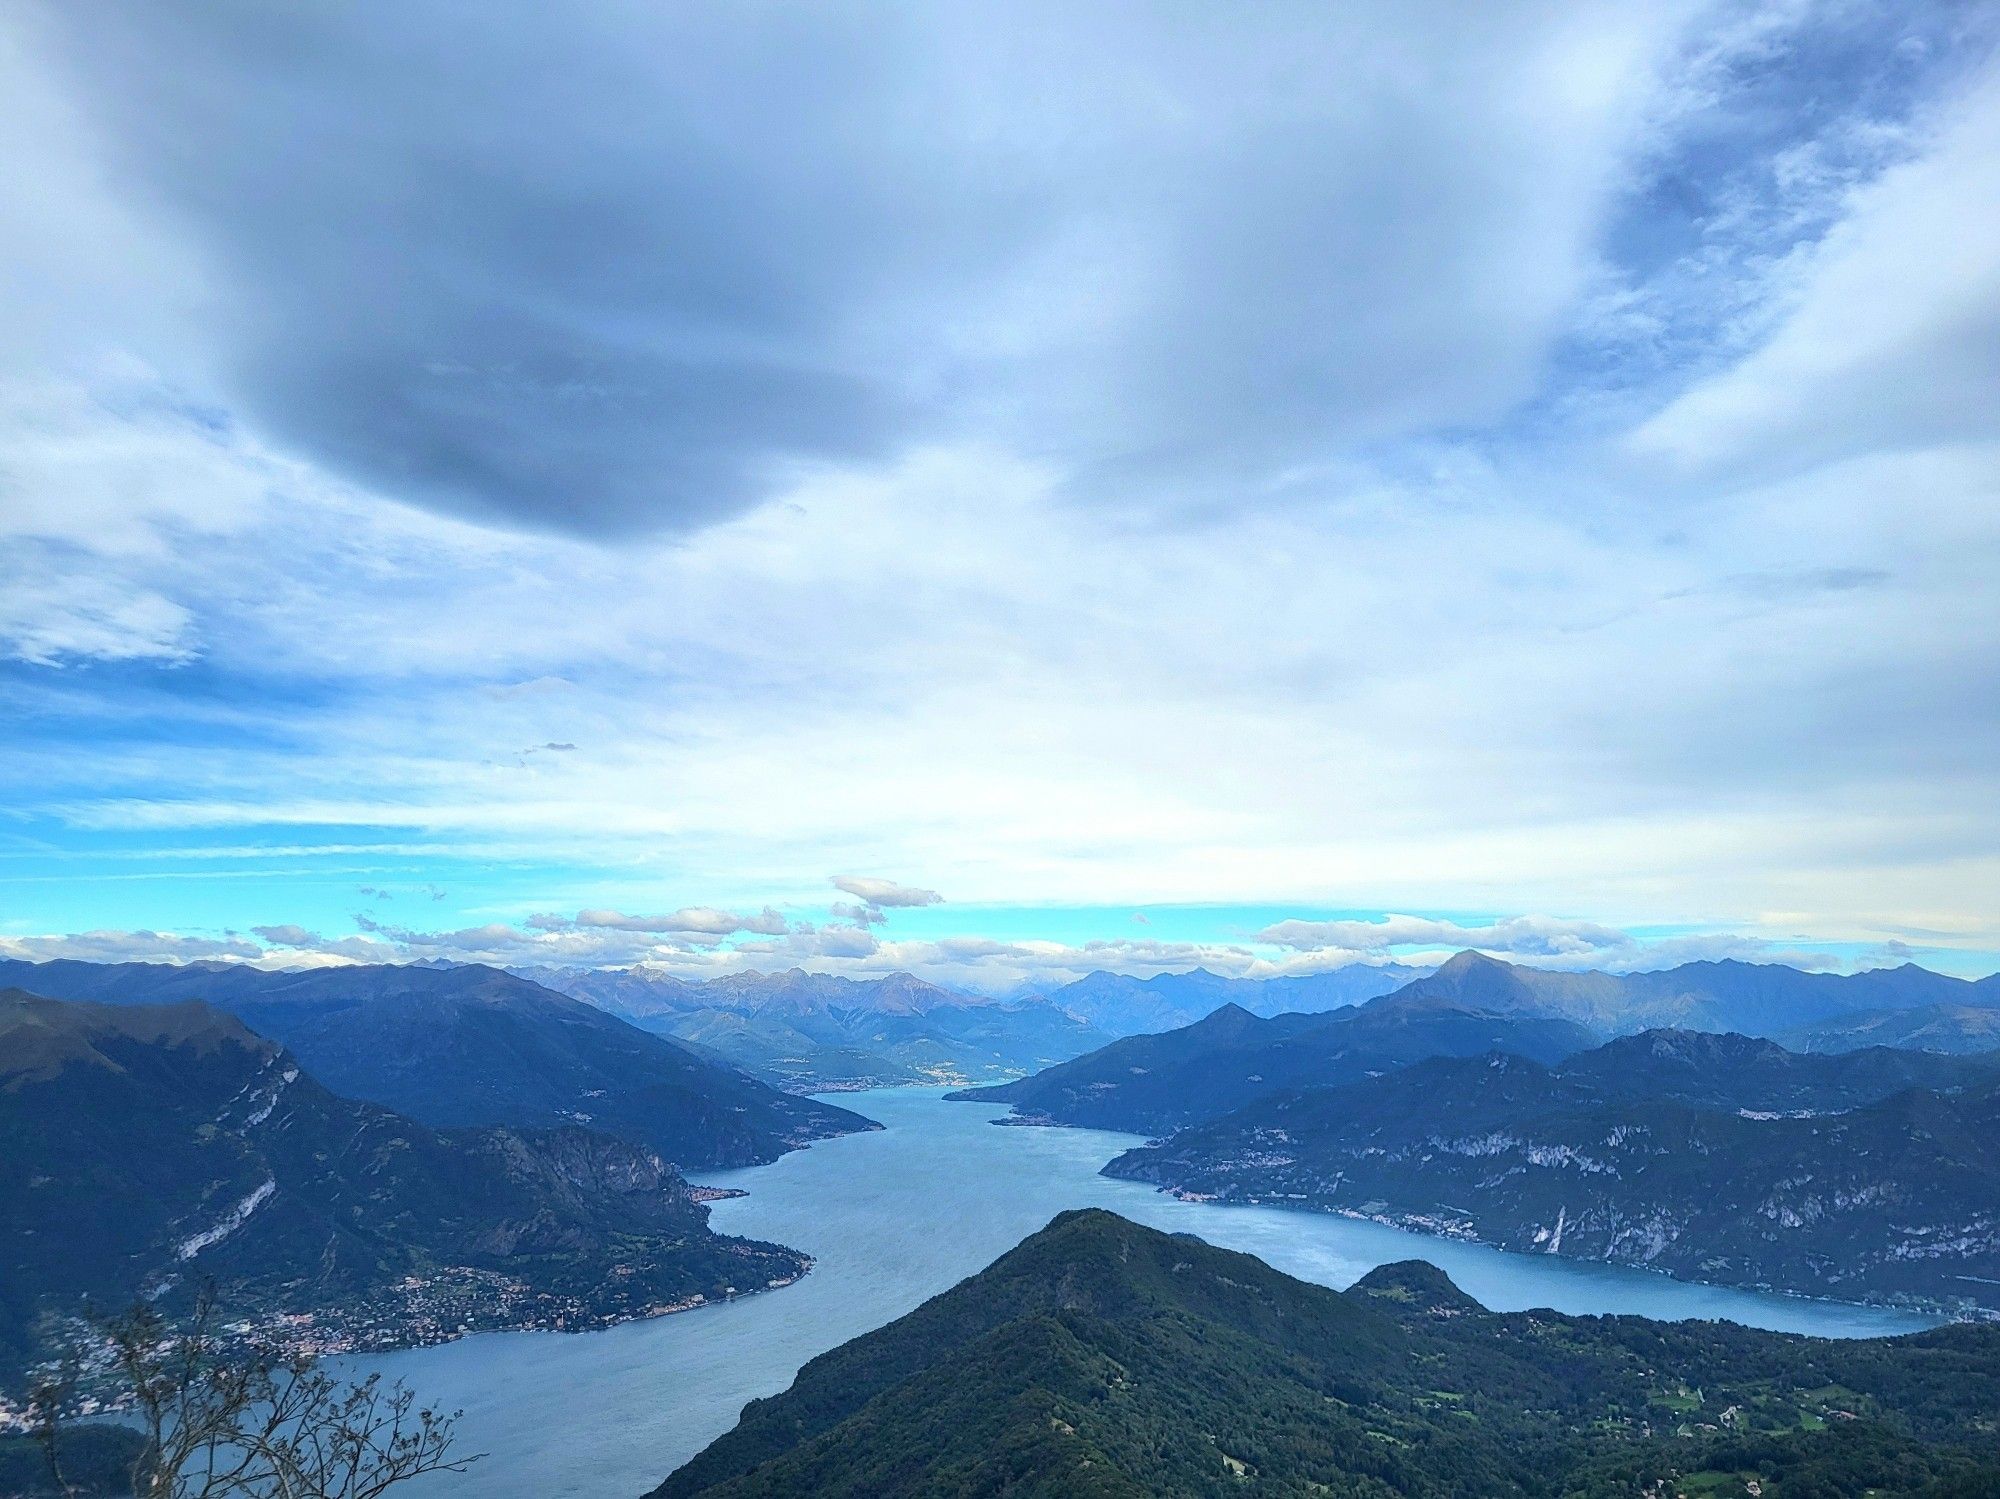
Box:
[2, 4, 1996, 961]
[21, 1, 1689, 534]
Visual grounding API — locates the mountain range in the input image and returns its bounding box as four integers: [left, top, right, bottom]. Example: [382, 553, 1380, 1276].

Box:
[1383, 951, 2000, 1039]
[1104, 1029, 2000, 1313]
[1780, 1003, 2000, 1055]
[0, 959, 871, 1168]
[950, 991, 1598, 1134]
[521, 962, 1426, 1092]
[957, 950, 2000, 1134]
[655, 1209, 2000, 1497]
[518, 965, 1114, 1091]
[0, 991, 809, 1387]
[1027, 962, 1423, 1034]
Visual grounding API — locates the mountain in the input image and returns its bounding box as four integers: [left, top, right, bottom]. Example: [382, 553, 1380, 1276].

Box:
[1781, 1003, 2000, 1055]
[1034, 962, 1420, 1035]
[1388, 951, 1999, 1039]
[1555, 1027, 2000, 1110]
[521, 965, 1114, 1090]
[0, 991, 810, 1389]
[1106, 1032, 2000, 1313]
[951, 995, 1594, 1134]
[0, 959, 872, 1168]
[961, 954, 2000, 1134]
[655, 1209, 2000, 1497]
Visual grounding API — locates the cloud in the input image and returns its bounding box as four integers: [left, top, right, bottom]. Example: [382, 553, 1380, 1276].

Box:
[14, 2, 1698, 535]
[566, 906, 791, 937]
[1254, 915, 1853, 976]
[1632, 61, 2000, 476]
[0, 4, 1997, 977]
[0, 929, 261, 963]
[0, 567, 196, 666]
[1256, 914, 1640, 961]
[830, 876, 943, 909]
[0, 908, 1943, 990]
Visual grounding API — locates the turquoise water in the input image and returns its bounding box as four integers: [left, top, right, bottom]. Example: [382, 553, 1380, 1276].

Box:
[356, 1087, 1937, 1497]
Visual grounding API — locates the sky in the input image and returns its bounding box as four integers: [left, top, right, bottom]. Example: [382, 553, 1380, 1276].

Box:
[2, 1, 1998, 991]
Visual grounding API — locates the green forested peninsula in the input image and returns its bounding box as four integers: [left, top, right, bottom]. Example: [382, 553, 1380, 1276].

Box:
[659, 1210, 2000, 1499]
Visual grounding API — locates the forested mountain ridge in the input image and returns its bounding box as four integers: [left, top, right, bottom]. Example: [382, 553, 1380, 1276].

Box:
[655, 1209, 2000, 1497]
[949, 995, 1596, 1133]
[954, 952, 2000, 1134]
[1104, 1033, 2000, 1314]
[0, 959, 872, 1167]
[0, 991, 809, 1390]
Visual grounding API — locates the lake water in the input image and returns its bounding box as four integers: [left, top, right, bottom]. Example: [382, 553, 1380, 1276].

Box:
[358, 1087, 1937, 1498]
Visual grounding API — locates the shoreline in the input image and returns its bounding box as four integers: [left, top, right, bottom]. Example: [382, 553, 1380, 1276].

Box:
[1128, 1177, 1991, 1327]
[959, 1101, 1994, 1327]
[9, 1254, 818, 1417]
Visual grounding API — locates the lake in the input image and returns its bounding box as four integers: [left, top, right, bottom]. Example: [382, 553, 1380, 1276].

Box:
[358, 1087, 1937, 1497]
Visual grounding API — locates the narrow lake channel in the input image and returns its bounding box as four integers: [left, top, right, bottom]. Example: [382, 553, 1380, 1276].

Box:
[354, 1087, 1936, 1498]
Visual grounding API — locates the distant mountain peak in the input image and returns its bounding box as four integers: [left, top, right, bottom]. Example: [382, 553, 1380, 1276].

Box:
[1436, 949, 1505, 972]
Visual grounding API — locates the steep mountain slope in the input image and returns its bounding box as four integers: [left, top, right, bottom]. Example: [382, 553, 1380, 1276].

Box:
[1106, 1035, 2000, 1313]
[525, 965, 1112, 1090]
[655, 1210, 2000, 1498]
[0, 960, 871, 1167]
[0, 992, 808, 1388]
[950, 997, 1595, 1134]
[1781, 1003, 2000, 1055]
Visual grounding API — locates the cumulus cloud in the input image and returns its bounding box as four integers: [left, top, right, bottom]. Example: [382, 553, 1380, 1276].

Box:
[830, 876, 944, 909]
[0, 929, 260, 963]
[0, 910, 1933, 990]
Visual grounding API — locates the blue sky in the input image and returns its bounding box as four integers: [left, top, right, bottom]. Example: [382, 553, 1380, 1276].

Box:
[2, 1, 1997, 989]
